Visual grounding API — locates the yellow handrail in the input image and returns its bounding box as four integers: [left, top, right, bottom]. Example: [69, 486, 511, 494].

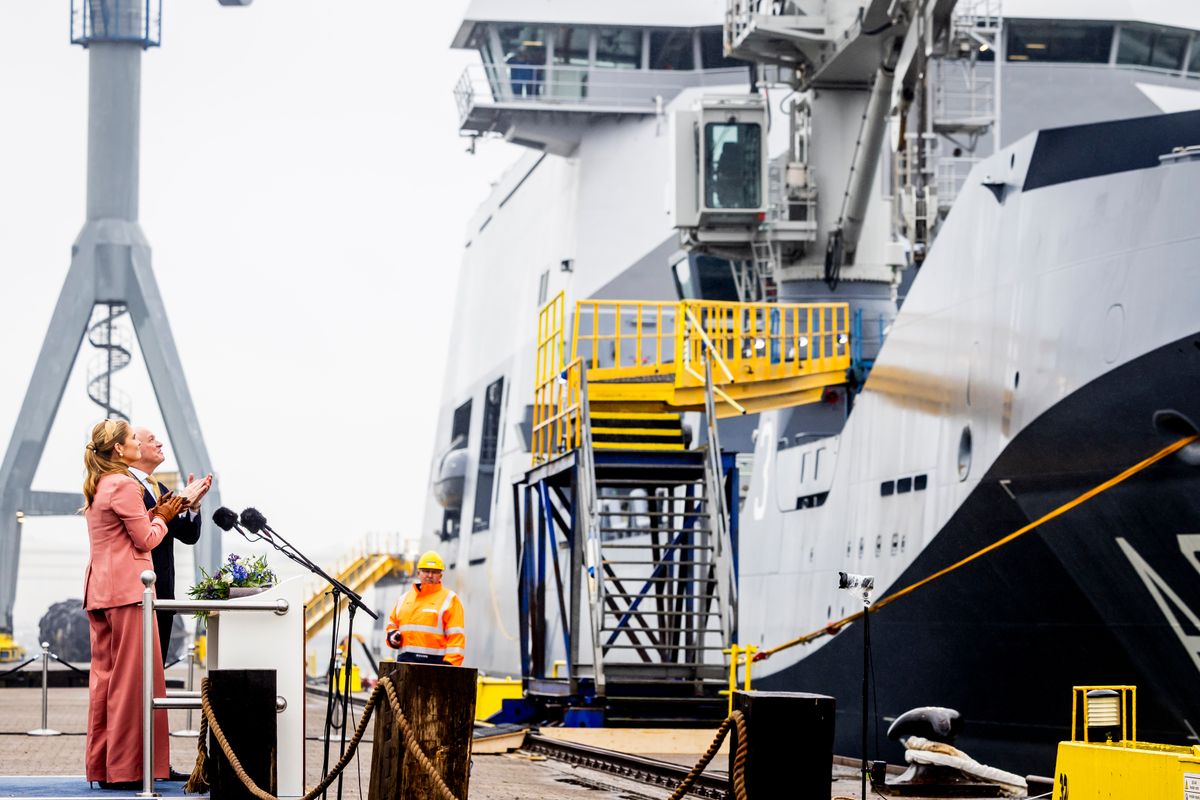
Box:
[569, 299, 849, 388]
[531, 295, 852, 463]
[533, 292, 588, 465]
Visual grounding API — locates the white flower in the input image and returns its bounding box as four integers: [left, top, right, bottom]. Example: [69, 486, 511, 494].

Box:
[221, 573, 233, 584]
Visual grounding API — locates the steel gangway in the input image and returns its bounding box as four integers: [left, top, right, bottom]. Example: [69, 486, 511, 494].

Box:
[513, 293, 850, 725]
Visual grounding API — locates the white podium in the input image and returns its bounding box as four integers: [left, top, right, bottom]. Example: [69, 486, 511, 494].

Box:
[206, 577, 306, 798]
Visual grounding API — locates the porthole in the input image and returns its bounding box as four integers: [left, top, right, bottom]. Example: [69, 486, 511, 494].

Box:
[957, 425, 973, 481]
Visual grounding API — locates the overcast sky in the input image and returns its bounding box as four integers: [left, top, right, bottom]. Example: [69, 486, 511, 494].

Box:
[0, 1, 520, 642]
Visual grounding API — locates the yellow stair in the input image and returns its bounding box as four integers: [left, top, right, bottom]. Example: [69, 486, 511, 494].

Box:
[304, 552, 413, 641]
[532, 294, 852, 464]
[591, 411, 686, 451]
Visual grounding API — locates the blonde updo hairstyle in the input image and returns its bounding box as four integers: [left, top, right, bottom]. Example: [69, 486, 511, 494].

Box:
[83, 419, 136, 508]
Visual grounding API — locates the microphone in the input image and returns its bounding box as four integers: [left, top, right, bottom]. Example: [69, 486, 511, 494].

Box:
[212, 506, 240, 532]
[240, 507, 273, 540]
[213, 506, 261, 543]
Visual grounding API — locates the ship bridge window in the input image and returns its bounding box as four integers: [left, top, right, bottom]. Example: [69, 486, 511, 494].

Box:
[700, 28, 747, 69]
[650, 30, 694, 70]
[704, 122, 762, 209]
[672, 254, 739, 302]
[1005, 20, 1113, 63]
[472, 377, 505, 533]
[595, 28, 641, 69]
[1189, 44, 1200, 75]
[1116, 24, 1189, 71]
[498, 25, 546, 62]
[553, 27, 590, 66]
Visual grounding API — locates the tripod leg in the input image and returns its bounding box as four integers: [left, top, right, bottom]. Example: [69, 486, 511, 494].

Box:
[335, 604, 357, 800]
[320, 589, 341, 800]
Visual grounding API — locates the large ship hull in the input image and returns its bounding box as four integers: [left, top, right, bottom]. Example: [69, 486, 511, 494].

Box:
[746, 111, 1200, 773]
[756, 330, 1200, 774]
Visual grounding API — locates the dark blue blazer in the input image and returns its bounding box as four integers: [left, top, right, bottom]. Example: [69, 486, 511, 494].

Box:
[141, 482, 202, 601]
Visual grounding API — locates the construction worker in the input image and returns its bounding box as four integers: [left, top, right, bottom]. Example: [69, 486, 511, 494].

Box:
[385, 550, 465, 666]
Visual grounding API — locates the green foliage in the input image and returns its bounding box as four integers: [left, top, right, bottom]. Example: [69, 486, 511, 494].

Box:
[187, 553, 278, 619]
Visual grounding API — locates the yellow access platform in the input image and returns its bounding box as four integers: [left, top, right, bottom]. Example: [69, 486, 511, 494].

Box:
[532, 294, 851, 464]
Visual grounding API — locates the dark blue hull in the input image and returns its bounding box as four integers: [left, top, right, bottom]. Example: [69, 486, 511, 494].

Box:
[756, 332, 1200, 775]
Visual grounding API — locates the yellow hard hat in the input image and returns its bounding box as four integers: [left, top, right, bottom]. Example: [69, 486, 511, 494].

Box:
[417, 550, 445, 571]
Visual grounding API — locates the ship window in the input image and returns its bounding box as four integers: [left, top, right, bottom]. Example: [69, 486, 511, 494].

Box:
[472, 378, 505, 532]
[897, 477, 913, 494]
[649, 30, 694, 70]
[914, 474, 928, 491]
[1189, 44, 1200, 75]
[672, 254, 739, 302]
[537, 270, 549, 306]
[442, 399, 472, 540]
[553, 26, 590, 66]
[880, 480, 895, 497]
[498, 25, 546, 62]
[1005, 20, 1113, 63]
[704, 122, 762, 209]
[700, 28, 745, 69]
[595, 28, 641, 69]
[1116, 24, 1188, 71]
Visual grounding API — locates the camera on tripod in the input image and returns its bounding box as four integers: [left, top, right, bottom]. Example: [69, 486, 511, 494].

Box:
[838, 572, 874, 591]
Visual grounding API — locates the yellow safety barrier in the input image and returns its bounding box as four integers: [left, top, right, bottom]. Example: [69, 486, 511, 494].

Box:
[1053, 684, 1200, 800]
[720, 644, 758, 715]
[532, 292, 585, 465]
[531, 294, 852, 464]
[476, 675, 523, 721]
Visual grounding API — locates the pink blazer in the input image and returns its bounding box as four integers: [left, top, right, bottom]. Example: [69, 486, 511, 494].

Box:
[84, 473, 169, 610]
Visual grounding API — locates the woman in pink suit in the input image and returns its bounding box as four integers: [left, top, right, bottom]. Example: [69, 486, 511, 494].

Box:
[82, 420, 186, 790]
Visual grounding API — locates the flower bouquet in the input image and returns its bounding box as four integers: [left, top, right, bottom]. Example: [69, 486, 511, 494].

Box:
[187, 553, 278, 618]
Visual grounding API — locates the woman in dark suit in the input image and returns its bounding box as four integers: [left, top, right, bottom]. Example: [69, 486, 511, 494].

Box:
[82, 420, 185, 790]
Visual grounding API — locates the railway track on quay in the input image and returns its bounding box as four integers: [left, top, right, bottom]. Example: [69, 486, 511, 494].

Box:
[522, 733, 730, 799]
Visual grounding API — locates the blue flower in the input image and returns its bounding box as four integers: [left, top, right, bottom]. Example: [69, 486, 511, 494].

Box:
[231, 564, 248, 583]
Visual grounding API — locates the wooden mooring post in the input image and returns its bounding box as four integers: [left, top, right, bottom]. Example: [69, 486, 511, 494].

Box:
[732, 690, 836, 799]
[208, 669, 278, 800]
[368, 661, 478, 800]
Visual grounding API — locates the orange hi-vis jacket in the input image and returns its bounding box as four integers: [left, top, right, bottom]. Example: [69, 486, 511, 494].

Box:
[385, 582, 465, 666]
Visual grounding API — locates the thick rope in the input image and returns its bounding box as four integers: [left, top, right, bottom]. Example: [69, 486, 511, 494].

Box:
[191, 675, 463, 800]
[754, 434, 1199, 661]
[665, 710, 749, 800]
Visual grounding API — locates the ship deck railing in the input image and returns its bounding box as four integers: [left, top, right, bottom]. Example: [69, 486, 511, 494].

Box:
[531, 295, 852, 465]
[454, 63, 744, 127]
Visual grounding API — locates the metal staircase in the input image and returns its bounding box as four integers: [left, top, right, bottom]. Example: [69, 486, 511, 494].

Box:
[516, 292, 849, 724]
[303, 539, 415, 641]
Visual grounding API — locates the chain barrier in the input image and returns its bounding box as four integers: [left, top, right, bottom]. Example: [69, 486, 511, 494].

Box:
[0, 656, 37, 677]
[754, 433, 1200, 661]
[665, 709, 749, 800]
[188, 675, 461, 800]
[47, 652, 88, 674]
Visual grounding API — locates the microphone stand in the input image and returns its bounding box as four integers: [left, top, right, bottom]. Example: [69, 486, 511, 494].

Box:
[241, 521, 376, 800]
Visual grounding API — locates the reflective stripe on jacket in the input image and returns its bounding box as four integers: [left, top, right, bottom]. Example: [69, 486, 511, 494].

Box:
[385, 583, 465, 666]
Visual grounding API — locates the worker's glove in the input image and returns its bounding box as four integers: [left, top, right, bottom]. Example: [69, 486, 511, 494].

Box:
[386, 630, 402, 649]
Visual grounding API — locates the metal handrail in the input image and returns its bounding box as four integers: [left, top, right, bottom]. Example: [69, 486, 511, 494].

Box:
[572, 299, 852, 389]
[139, 571, 290, 798]
[454, 62, 732, 125]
